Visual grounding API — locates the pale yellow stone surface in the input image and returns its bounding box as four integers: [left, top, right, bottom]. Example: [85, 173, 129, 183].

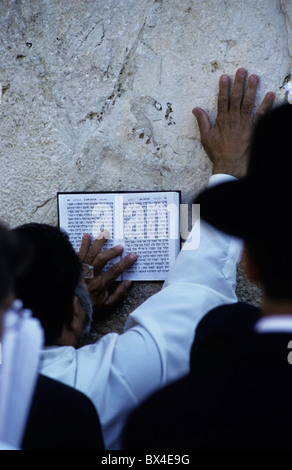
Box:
[0, 0, 291, 330]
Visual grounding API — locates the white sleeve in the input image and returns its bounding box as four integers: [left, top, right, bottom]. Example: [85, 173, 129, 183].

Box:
[122, 173, 242, 378]
[102, 174, 243, 448]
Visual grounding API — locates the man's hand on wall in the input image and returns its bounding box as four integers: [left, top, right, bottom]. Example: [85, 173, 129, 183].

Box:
[192, 68, 275, 179]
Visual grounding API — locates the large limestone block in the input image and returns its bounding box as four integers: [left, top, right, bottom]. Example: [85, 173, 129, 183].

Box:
[0, 0, 291, 332]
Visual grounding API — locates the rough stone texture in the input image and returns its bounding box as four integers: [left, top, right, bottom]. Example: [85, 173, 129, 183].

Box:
[0, 0, 291, 335]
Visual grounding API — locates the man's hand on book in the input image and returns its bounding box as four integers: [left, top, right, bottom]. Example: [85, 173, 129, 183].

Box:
[192, 68, 275, 179]
[78, 231, 137, 314]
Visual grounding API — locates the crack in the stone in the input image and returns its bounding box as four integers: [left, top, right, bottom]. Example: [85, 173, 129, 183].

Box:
[279, 0, 292, 58]
[83, 17, 147, 125]
[32, 196, 54, 214]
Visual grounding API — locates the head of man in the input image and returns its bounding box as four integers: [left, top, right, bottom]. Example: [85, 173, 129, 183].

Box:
[196, 103, 292, 311]
[12, 223, 93, 347]
[0, 222, 27, 339]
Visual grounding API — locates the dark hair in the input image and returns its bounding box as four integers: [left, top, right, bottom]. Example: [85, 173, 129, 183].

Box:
[247, 103, 292, 181]
[244, 103, 292, 299]
[0, 221, 27, 306]
[247, 237, 292, 300]
[12, 223, 82, 345]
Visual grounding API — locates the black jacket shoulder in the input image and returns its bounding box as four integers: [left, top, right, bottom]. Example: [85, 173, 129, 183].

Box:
[22, 374, 104, 450]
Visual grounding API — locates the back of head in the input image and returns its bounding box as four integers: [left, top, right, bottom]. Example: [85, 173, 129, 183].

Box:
[0, 222, 25, 308]
[12, 223, 82, 345]
[246, 103, 292, 299]
[248, 103, 292, 182]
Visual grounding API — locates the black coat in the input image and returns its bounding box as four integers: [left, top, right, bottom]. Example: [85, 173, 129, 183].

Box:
[22, 374, 104, 450]
[123, 303, 292, 450]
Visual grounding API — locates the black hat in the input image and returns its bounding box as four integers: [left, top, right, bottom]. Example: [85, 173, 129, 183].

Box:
[195, 103, 292, 243]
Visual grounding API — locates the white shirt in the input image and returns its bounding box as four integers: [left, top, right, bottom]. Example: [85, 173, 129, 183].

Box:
[255, 315, 292, 333]
[0, 302, 43, 450]
[0, 440, 18, 450]
[39, 174, 243, 450]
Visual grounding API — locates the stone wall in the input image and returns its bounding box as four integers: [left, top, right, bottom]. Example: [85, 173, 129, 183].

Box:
[0, 0, 291, 334]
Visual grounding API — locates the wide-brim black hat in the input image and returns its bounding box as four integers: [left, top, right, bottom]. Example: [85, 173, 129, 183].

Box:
[195, 103, 292, 242]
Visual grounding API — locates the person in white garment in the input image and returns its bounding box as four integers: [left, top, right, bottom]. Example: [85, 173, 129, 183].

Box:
[0, 223, 105, 451]
[12, 68, 274, 450]
[0, 224, 43, 450]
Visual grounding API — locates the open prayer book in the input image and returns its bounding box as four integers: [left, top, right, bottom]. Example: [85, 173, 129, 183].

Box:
[57, 191, 181, 281]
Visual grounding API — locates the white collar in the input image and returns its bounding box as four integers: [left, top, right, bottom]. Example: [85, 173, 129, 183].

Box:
[254, 315, 292, 333]
[0, 301, 43, 448]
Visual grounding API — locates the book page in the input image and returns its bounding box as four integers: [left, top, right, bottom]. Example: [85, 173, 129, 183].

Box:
[57, 193, 121, 273]
[58, 191, 180, 282]
[120, 192, 180, 281]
